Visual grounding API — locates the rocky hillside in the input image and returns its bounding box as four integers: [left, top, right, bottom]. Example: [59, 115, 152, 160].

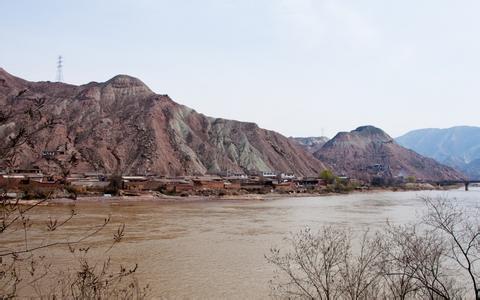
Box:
[313, 126, 465, 182]
[291, 136, 329, 154]
[0, 68, 325, 176]
[396, 126, 480, 179]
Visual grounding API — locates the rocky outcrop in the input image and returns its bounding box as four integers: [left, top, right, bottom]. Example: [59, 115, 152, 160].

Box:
[291, 136, 329, 154]
[0, 68, 325, 176]
[313, 126, 465, 182]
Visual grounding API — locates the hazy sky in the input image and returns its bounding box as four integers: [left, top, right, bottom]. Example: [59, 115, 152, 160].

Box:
[1, 0, 479, 138]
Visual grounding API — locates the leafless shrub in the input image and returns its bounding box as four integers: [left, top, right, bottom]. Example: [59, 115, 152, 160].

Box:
[380, 222, 461, 299]
[340, 230, 383, 300]
[266, 226, 382, 299]
[423, 196, 480, 299]
[268, 195, 479, 299]
[0, 196, 148, 299]
[47, 257, 148, 300]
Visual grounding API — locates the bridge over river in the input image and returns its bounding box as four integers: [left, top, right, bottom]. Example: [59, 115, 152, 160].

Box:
[433, 180, 480, 191]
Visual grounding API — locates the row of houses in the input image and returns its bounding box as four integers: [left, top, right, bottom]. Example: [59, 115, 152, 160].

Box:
[120, 174, 329, 194]
[0, 167, 339, 197]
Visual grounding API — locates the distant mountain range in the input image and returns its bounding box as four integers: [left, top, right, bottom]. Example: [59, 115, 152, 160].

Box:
[396, 126, 480, 179]
[0, 68, 465, 182]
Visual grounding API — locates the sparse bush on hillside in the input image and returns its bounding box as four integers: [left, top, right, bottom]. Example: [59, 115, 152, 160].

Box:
[319, 169, 336, 184]
[406, 175, 416, 183]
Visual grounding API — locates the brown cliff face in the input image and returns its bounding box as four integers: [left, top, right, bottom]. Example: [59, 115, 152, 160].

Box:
[313, 126, 465, 182]
[0, 68, 325, 176]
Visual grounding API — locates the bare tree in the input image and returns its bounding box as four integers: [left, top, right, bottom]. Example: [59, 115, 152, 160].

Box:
[0, 193, 147, 298]
[340, 230, 383, 300]
[268, 195, 476, 299]
[380, 222, 460, 299]
[266, 226, 383, 300]
[423, 196, 480, 300]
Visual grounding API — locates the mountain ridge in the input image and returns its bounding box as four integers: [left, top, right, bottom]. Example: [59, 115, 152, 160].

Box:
[0, 68, 326, 176]
[314, 126, 465, 182]
[396, 126, 480, 179]
[0, 68, 467, 182]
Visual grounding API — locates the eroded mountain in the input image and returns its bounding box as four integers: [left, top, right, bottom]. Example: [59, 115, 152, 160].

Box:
[0, 68, 325, 176]
[313, 126, 465, 182]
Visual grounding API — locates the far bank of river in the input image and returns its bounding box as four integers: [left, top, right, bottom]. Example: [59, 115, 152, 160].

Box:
[6, 187, 479, 299]
[37, 182, 464, 205]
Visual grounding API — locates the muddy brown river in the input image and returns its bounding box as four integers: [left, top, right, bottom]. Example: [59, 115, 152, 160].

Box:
[4, 188, 479, 299]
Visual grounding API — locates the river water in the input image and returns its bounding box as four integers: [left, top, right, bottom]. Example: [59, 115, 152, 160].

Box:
[7, 187, 480, 299]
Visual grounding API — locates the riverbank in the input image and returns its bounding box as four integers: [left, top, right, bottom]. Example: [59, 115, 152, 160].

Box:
[39, 182, 462, 205]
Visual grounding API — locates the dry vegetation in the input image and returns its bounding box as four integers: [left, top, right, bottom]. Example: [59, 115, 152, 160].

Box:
[0, 195, 149, 299]
[267, 196, 480, 299]
[0, 98, 148, 299]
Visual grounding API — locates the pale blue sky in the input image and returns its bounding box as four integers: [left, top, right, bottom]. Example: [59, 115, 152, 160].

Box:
[1, 0, 479, 138]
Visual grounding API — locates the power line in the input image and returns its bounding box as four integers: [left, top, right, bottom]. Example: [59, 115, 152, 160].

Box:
[56, 55, 63, 82]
